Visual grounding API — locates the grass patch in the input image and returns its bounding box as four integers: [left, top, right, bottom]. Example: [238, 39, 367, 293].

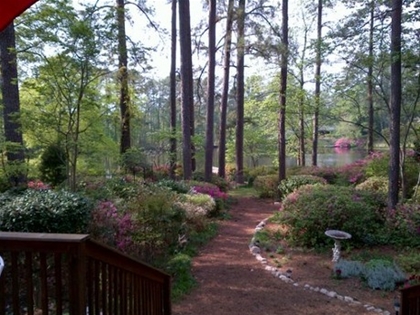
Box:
[168, 221, 219, 301]
[229, 186, 259, 198]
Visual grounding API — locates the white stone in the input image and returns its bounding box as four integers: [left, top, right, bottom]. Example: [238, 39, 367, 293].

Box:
[320, 288, 328, 294]
[383, 311, 391, 315]
[304, 284, 310, 289]
[250, 246, 260, 255]
[293, 283, 299, 287]
[327, 291, 337, 298]
[313, 287, 320, 292]
[366, 306, 375, 311]
[337, 295, 343, 301]
[344, 296, 354, 303]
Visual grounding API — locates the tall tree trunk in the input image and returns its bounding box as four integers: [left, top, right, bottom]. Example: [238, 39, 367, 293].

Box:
[204, 0, 217, 182]
[299, 79, 305, 166]
[169, 0, 177, 179]
[117, 0, 131, 155]
[367, 0, 375, 154]
[312, 0, 322, 166]
[278, 0, 288, 183]
[235, 0, 246, 184]
[388, 0, 402, 209]
[178, 0, 194, 179]
[218, 0, 235, 179]
[0, 23, 26, 186]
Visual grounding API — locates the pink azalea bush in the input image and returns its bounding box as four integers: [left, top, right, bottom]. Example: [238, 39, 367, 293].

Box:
[27, 180, 50, 190]
[89, 200, 136, 253]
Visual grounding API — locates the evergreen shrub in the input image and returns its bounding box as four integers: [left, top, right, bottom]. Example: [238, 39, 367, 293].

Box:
[278, 175, 327, 200]
[0, 189, 92, 233]
[253, 174, 279, 198]
[277, 185, 387, 248]
[355, 176, 388, 194]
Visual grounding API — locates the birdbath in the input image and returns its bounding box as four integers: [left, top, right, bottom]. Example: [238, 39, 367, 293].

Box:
[325, 230, 352, 263]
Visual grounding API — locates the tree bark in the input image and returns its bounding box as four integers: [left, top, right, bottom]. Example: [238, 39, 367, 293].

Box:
[278, 0, 288, 183]
[204, 0, 217, 182]
[235, 0, 246, 184]
[218, 0, 235, 179]
[367, 0, 375, 154]
[312, 0, 322, 166]
[169, 0, 177, 179]
[178, 0, 194, 179]
[116, 0, 131, 155]
[0, 22, 26, 186]
[388, 0, 402, 209]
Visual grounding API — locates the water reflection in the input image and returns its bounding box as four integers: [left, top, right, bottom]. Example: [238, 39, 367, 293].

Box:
[286, 148, 367, 168]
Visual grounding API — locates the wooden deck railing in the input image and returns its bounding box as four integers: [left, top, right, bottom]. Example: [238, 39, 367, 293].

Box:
[0, 232, 171, 315]
[400, 284, 420, 315]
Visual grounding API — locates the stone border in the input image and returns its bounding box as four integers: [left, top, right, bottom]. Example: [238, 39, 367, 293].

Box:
[249, 218, 391, 315]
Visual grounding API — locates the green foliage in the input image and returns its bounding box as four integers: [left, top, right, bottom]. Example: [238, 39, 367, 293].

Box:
[156, 179, 190, 194]
[355, 176, 388, 193]
[39, 143, 68, 186]
[166, 253, 196, 302]
[385, 203, 420, 247]
[396, 252, 420, 274]
[126, 186, 186, 263]
[121, 148, 151, 178]
[182, 193, 216, 217]
[334, 260, 365, 278]
[191, 172, 230, 192]
[334, 259, 406, 291]
[277, 185, 387, 248]
[278, 175, 327, 200]
[0, 189, 92, 233]
[253, 174, 279, 198]
[363, 260, 406, 291]
[247, 166, 277, 186]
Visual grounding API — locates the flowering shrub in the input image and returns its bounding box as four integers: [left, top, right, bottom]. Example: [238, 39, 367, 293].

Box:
[253, 175, 279, 198]
[402, 274, 420, 288]
[191, 184, 229, 217]
[89, 201, 136, 253]
[278, 175, 327, 200]
[334, 138, 352, 148]
[27, 180, 50, 190]
[385, 203, 420, 247]
[277, 184, 388, 248]
[356, 176, 388, 194]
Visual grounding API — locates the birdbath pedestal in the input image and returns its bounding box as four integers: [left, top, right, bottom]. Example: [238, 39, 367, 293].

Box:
[325, 230, 352, 263]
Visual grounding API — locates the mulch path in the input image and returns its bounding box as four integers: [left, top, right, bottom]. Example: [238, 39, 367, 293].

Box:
[172, 197, 378, 315]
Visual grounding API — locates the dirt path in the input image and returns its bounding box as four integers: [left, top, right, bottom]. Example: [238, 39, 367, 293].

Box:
[173, 197, 378, 315]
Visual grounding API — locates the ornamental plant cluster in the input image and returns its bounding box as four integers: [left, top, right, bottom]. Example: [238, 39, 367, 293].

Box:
[333, 259, 406, 291]
[267, 151, 420, 249]
[0, 176, 231, 268]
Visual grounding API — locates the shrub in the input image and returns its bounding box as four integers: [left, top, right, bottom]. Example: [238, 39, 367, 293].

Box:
[277, 185, 387, 248]
[125, 186, 187, 263]
[385, 203, 420, 247]
[156, 179, 190, 194]
[182, 193, 216, 217]
[39, 143, 67, 187]
[278, 175, 327, 200]
[0, 189, 92, 233]
[356, 176, 388, 194]
[253, 175, 279, 198]
[247, 166, 277, 186]
[334, 259, 406, 291]
[191, 185, 229, 217]
[363, 259, 406, 291]
[192, 172, 230, 192]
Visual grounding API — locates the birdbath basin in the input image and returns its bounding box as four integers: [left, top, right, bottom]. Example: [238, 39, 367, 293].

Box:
[325, 230, 352, 262]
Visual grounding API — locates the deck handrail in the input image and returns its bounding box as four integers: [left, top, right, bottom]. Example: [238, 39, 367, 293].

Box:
[0, 231, 171, 315]
[400, 284, 420, 315]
